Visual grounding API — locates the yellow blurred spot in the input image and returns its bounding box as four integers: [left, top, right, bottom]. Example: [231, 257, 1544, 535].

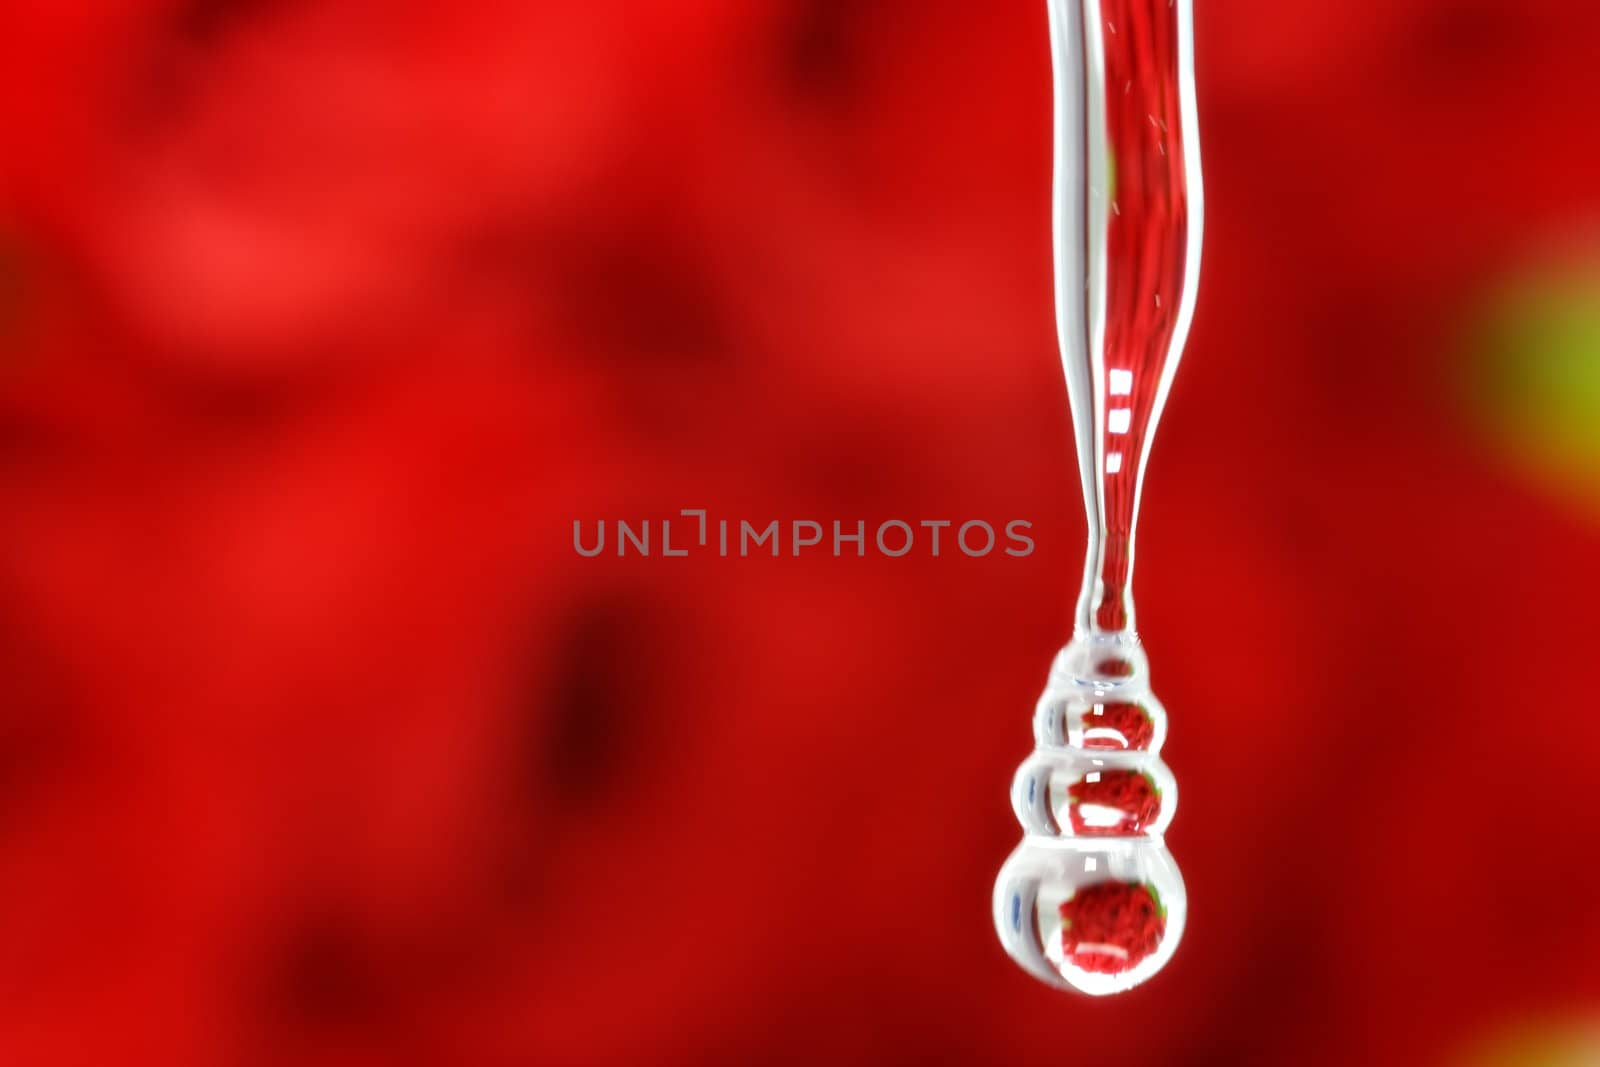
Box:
[1457, 1020, 1600, 1067]
[1468, 259, 1600, 513]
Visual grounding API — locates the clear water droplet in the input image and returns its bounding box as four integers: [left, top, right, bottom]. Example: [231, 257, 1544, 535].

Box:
[995, 0, 1203, 995]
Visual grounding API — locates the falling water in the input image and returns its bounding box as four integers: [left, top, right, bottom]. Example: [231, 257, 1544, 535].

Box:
[992, 0, 1202, 996]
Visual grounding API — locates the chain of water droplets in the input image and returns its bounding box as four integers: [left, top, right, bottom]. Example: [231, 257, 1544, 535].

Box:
[992, 0, 1201, 996]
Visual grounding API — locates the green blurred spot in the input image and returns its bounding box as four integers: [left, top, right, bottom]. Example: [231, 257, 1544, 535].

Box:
[1469, 263, 1600, 510]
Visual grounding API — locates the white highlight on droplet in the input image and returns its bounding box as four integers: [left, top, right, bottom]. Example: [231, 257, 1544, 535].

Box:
[1075, 942, 1130, 961]
[1076, 804, 1127, 828]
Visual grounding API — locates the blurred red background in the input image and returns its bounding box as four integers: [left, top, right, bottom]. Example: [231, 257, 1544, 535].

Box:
[3, 2, 1600, 1064]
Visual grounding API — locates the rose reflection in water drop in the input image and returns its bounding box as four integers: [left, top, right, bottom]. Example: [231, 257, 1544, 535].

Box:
[1058, 882, 1167, 975]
